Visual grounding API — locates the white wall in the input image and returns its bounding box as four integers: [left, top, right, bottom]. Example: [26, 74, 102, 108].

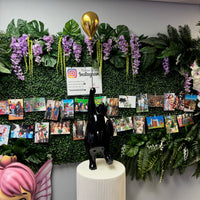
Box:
[1, 0, 200, 199]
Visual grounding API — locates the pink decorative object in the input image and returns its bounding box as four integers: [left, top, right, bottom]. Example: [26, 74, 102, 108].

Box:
[0, 155, 52, 200]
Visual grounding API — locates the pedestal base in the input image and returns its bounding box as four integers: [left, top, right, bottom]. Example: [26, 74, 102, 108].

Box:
[76, 158, 126, 200]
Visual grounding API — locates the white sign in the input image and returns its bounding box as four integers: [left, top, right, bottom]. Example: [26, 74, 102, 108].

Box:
[66, 67, 102, 96]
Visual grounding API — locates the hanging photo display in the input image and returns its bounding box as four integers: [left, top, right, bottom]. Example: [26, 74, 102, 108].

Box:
[136, 94, 148, 112]
[74, 98, 88, 112]
[10, 124, 34, 139]
[94, 96, 107, 106]
[73, 120, 87, 140]
[8, 99, 23, 120]
[66, 67, 102, 96]
[164, 115, 179, 134]
[0, 100, 9, 115]
[44, 100, 55, 120]
[119, 95, 136, 108]
[164, 93, 175, 111]
[60, 99, 74, 119]
[146, 115, 165, 129]
[148, 95, 164, 107]
[24, 97, 46, 112]
[177, 113, 194, 127]
[114, 117, 133, 132]
[133, 116, 146, 134]
[0, 125, 10, 146]
[52, 101, 60, 121]
[51, 121, 70, 135]
[184, 94, 197, 112]
[107, 98, 119, 116]
[173, 92, 185, 110]
[34, 122, 49, 143]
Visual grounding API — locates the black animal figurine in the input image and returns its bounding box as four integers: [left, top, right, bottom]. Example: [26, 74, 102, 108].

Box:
[84, 87, 114, 170]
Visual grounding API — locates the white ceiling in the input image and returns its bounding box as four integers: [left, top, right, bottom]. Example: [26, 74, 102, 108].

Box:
[143, 0, 200, 4]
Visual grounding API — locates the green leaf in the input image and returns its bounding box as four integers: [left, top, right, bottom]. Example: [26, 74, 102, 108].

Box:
[63, 19, 81, 36]
[110, 55, 126, 69]
[140, 46, 156, 69]
[6, 19, 20, 37]
[126, 146, 139, 157]
[41, 54, 57, 67]
[17, 19, 28, 35]
[0, 62, 11, 74]
[115, 25, 130, 39]
[96, 23, 114, 39]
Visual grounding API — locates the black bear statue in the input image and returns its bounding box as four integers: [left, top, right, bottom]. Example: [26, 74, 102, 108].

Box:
[84, 87, 114, 170]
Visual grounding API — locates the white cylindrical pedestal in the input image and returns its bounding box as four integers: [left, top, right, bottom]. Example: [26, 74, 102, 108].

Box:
[76, 158, 126, 200]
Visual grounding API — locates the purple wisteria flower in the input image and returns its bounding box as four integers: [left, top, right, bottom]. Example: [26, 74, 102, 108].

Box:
[10, 34, 28, 80]
[73, 42, 82, 63]
[118, 35, 128, 55]
[62, 36, 73, 57]
[162, 57, 170, 74]
[184, 72, 192, 92]
[32, 43, 43, 64]
[103, 39, 112, 60]
[130, 34, 141, 75]
[84, 36, 93, 55]
[43, 35, 54, 52]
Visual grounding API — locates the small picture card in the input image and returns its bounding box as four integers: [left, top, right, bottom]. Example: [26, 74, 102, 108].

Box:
[11, 124, 34, 139]
[165, 115, 179, 134]
[34, 122, 49, 143]
[177, 113, 194, 127]
[52, 101, 60, 121]
[173, 92, 185, 110]
[107, 98, 119, 116]
[0, 125, 10, 146]
[8, 99, 23, 120]
[148, 95, 164, 108]
[24, 97, 46, 112]
[60, 99, 74, 119]
[51, 121, 70, 135]
[74, 98, 88, 112]
[164, 93, 175, 111]
[44, 100, 55, 120]
[133, 116, 145, 134]
[184, 94, 197, 112]
[146, 115, 165, 129]
[0, 100, 10, 115]
[136, 94, 149, 112]
[119, 95, 136, 108]
[73, 120, 87, 140]
[115, 117, 133, 132]
[94, 96, 107, 106]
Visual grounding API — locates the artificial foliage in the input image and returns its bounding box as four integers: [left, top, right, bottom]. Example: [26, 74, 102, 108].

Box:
[0, 18, 200, 180]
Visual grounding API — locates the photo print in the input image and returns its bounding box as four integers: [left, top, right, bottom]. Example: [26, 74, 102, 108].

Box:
[119, 95, 136, 108]
[136, 94, 148, 112]
[164, 93, 175, 111]
[44, 100, 55, 120]
[8, 99, 23, 120]
[51, 101, 60, 121]
[0, 100, 9, 115]
[110, 118, 117, 136]
[177, 113, 194, 127]
[133, 116, 145, 134]
[115, 117, 133, 132]
[34, 122, 49, 143]
[10, 124, 34, 139]
[73, 120, 87, 140]
[94, 96, 107, 106]
[165, 115, 179, 134]
[0, 125, 10, 146]
[24, 97, 46, 112]
[74, 98, 88, 112]
[184, 94, 197, 112]
[51, 121, 70, 135]
[172, 92, 185, 111]
[60, 99, 74, 119]
[148, 95, 164, 108]
[107, 98, 119, 116]
[146, 115, 165, 129]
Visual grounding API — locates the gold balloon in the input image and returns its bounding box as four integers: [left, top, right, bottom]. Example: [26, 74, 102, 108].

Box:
[81, 11, 99, 40]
